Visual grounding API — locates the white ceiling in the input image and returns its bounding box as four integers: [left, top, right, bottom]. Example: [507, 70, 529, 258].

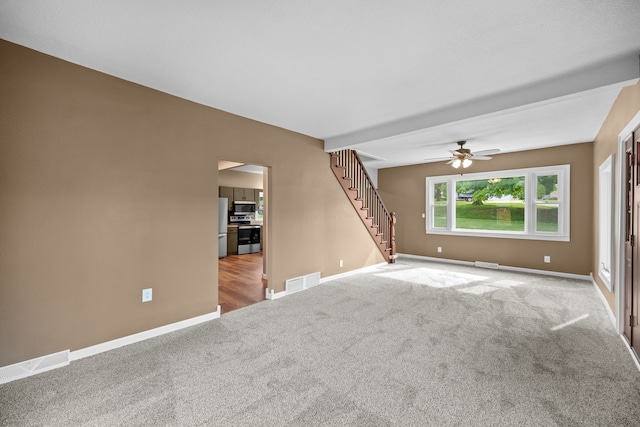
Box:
[1, 0, 639, 169]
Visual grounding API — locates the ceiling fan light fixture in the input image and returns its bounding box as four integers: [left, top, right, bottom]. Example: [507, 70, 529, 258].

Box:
[444, 140, 498, 168]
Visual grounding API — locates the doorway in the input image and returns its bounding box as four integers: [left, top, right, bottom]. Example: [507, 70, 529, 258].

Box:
[217, 161, 268, 314]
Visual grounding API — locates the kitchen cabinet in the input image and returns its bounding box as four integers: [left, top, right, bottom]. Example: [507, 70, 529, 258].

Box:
[227, 226, 238, 255]
[219, 186, 261, 205]
[233, 187, 255, 201]
[219, 186, 234, 204]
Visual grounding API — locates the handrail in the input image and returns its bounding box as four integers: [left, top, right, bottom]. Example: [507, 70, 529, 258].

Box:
[330, 150, 396, 263]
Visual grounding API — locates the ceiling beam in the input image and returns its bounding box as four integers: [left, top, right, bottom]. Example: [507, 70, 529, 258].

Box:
[325, 54, 640, 152]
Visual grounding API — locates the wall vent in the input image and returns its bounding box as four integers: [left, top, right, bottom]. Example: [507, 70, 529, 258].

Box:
[475, 261, 499, 269]
[0, 350, 70, 384]
[285, 272, 321, 295]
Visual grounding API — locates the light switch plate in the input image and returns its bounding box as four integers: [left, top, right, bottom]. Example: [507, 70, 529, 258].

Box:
[142, 288, 152, 302]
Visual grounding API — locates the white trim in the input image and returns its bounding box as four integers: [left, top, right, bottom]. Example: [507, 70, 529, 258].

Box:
[319, 262, 389, 284]
[264, 263, 389, 300]
[70, 307, 220, 361]
[398, 253, 591, 281]
[0, 308, 221, 384]
[616, 129, 626, 333]
[590, 276, 616, 328]
[265, 288, 287, 300]
[598, 154, 615, 290]
[426, 164, 570, 241]
[620, 335, 640, 373]
[400, 253, 475, 267]
[619, 110, 640, 141]
[0, 350, 70, 385]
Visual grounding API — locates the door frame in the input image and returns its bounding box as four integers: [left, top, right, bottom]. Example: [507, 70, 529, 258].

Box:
[217, 161, 271, 310]
[616, 111, 640, 335]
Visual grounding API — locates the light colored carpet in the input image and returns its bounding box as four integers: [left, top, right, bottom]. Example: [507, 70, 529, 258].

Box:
[2, 257, 640, 426]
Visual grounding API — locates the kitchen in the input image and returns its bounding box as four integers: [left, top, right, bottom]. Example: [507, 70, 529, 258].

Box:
[218, 187, 264, 258]
[217, 162, 267, 313]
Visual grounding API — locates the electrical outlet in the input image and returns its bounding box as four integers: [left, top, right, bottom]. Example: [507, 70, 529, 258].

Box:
[142, 288, 152, 302]
[437, 247, 442, 253]
[339, 259, 343, 268]
[421, 213, 426, 218]
[544, 256, 550, 263]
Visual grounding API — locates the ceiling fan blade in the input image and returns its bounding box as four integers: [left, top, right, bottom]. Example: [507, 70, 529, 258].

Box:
[473, 156, 492, 160]
[446, 159, 456, 164]
[423, 157, 452, 162]
[474, 149, 500, 156]
[450, 150, 462, 155]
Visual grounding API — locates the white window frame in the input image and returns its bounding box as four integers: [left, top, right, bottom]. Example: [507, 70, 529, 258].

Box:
[598, 155, 614, 290]
[426, 165, 570, 241]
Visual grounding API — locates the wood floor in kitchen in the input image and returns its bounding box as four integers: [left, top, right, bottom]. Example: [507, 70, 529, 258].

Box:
[218, 252, 266, 314]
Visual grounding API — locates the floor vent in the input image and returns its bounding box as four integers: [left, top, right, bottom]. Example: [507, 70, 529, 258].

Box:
[475, 261, 499, 269]
[285, 272, 321, 295]
[285, 276, 305, 294]
[305, 272, 321, 288]
[0, 350, 70, 384]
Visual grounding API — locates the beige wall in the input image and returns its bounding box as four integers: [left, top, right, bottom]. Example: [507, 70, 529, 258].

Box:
[378, 143, 594, 275]
[592, 81, 640, 310]
[0, 40, 384, 366]
[218, 169, 264, 189]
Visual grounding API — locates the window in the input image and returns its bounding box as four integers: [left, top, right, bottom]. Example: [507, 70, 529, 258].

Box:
[255, 191, 264, 221]
[431, 182, 448, 229]
[426, 165, 570, 241]
[598, 155, 614, 289]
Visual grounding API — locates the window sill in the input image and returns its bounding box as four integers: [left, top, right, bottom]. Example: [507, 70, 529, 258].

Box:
[426, 228, 570, 242]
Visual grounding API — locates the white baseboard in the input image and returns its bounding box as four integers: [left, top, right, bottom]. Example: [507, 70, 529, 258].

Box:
[264, 262, 388, 300]
[400, 253, 475, 267]
[0, 350, 70, 385]
[71, 307, 220, 361]
[319, 262, 388, 284]
[398, 253, 591, 281]
[620, 335, 640, 373]
[590, 276, 616, 329]
[0, 307, 220, 384]
[265, 288, 286, 300]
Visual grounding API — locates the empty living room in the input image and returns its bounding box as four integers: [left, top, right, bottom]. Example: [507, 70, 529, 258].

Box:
[2, 1, 640, 425]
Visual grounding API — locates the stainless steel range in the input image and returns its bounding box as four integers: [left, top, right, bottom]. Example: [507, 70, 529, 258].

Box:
[229, 214, 261, 254]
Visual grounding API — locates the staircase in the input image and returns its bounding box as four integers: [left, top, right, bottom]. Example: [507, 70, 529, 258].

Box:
[330, 150, 396, 263]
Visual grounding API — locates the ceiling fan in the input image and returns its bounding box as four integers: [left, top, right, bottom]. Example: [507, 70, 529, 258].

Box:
[447, 141, 500, 168]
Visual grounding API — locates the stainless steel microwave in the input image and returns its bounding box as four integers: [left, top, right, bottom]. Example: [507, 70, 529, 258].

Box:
[233, 201, 256, 215]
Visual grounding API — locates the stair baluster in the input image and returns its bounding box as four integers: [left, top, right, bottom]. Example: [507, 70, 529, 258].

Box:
[330, 150, 396, 263]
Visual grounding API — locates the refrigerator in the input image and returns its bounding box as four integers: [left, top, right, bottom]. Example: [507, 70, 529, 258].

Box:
[218, 197, 228, 258]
